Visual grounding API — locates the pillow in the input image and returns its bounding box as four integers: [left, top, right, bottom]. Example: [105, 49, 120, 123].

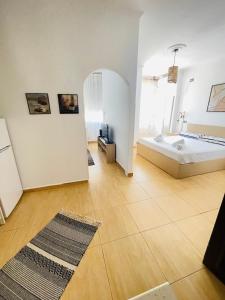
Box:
[165, 136, 185, 146]
[154, 135, 164, 142]
[176, 143, 184, 151]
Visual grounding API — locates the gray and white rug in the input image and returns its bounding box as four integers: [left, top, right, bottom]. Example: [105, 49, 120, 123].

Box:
[0, 212, 100, 300]
[87, 149, 95, 166]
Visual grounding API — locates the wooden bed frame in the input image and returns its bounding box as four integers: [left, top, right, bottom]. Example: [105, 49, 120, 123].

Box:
[137, 124, 225, 179]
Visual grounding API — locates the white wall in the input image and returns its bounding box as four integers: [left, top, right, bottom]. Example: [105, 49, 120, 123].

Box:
[178, 58, 225, 127]
[133, 65, 143, 144]
[84, 72, 103, 142]
[0, 0, 140, 188]
[102, 70, 130, 173]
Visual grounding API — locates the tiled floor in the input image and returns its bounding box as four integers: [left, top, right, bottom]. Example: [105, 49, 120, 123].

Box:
[1, 143, 225, 299]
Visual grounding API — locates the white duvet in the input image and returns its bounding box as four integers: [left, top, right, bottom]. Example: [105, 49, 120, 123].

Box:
[138, 136, 225, 164]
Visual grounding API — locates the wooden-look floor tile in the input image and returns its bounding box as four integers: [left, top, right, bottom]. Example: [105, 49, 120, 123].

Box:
[92, 185, 127, 210]
[172, 269, 225, 300]
[127, 199, 171, 231]
[143, 223, 203, 282]
[117, 183, 149, 203]
[193, 172, 225, 193]
[1, 141, 224, 299]
[176, 187, 223, 213]
[203, 209, 219, 225]
[0, 192, 42, 232]
[0, 229, 17, 267]
[4, 224, 41, 260]
[64, 187, 95, 215]
[95, 205, 138, 244]
[103, 234, 165, 300]
[139, 179, 175, 198]
[62, 246, 112, 300]
[153, 194, 198, 221]
[176, 214, 214, 257]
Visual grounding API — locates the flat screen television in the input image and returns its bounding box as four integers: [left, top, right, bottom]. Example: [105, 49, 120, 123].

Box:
[101, 123, 109, 142]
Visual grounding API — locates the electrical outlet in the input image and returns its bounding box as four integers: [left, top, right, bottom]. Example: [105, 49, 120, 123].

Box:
[129, 282, 177, 300]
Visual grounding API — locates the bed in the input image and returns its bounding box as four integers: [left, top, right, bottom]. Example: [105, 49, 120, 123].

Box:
[137, 124, 225, 178]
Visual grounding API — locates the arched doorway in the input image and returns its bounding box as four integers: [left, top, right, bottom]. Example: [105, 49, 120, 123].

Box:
[83, 68, 133, 176]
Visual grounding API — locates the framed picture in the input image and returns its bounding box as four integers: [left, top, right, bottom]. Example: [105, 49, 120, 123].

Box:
[207, 83, 225, 112]
[26, 93, 51, 114]
[58, 94, 79, 114]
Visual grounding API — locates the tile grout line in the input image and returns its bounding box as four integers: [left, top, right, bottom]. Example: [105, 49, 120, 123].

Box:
[100, 245, 114, 300]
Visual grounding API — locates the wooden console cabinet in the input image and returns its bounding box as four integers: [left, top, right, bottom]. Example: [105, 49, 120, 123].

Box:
[98, 137, 116, 163]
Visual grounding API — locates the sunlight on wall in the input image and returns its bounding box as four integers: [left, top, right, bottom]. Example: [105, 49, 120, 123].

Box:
[85, 111, 103, 123]
[84, 72, 103, 141]
[139, 77, 177, 137]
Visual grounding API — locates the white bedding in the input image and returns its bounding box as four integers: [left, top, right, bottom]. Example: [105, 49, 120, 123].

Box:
[138, 136, 225, 164]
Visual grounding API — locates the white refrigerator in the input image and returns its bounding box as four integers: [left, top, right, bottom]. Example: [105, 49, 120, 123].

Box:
[0, 119, 23, 218]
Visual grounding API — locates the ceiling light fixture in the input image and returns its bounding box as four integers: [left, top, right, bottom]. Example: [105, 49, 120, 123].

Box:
[168, 43, 186, 84]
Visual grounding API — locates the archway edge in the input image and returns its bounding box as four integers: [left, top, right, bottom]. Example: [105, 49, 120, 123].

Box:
[83, 68, 134, 175]
[83, 67, 130, 86]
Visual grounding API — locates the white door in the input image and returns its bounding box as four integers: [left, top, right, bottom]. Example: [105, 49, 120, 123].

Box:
[0, 146, 23, 217]
[0, 119, 11, 149]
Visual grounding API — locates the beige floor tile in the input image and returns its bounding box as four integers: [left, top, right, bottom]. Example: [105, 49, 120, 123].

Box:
[172, 269, 225, 300]
[4, 224, 42, 259]
[117, 183, 149, 203]
[143, 223, 203, 282]
[203, 209, 219, 226]
[176, 214, 214, 257]
[193, 172, 225, 193]
[2, 142, 224, 299]
[92, 185, 127, 210]
[139, 179, 174, 198]
[0, 229, 17, 267]
[176, 187, 223, 213]
[153, 194, 198, 221]
[127, 199, 171, 231]
[95, 205, 138, 244]
[64, 187, 95, 215]
[103, 234, 165, 300]
[0, 192, 43, 232]
[62, 246, 112, 300]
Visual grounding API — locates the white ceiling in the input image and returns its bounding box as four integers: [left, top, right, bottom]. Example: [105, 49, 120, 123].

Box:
[135, 0, 225, 75]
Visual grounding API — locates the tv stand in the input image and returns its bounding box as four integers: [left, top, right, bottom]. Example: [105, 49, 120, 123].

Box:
[98, 136, 116, 163]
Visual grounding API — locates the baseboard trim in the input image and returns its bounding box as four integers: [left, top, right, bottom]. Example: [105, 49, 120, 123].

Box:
[116, 162, 133, 177]
[24, 180, 88, 192]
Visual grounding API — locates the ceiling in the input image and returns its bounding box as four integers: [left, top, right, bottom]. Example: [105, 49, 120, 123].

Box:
[134, 0, 225, 75]
[2, 0, 224, 76]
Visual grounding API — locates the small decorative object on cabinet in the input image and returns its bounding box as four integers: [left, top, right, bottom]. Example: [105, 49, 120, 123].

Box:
[98, 136, 116, 163]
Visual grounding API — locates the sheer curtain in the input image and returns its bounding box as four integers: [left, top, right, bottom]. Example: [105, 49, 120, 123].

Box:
[84, 72, 103, 141]
[139, 77, 176, 138]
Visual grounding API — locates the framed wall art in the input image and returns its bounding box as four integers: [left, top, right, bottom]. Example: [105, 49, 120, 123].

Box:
[26, 93, 51, 114]
[58, 94, 79, 114]
[207, 83, 225, 112]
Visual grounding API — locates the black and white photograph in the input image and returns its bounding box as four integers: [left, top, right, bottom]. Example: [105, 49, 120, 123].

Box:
[26, 93, 51, 114]
[58, 94, 79, 114]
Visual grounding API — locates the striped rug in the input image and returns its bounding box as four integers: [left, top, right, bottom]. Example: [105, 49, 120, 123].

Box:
[0, 212, 100, 300]
[87, 149, 95, 166]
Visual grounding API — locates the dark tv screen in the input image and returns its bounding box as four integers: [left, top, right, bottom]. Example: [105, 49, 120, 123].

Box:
[101, 123, 109, 140]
